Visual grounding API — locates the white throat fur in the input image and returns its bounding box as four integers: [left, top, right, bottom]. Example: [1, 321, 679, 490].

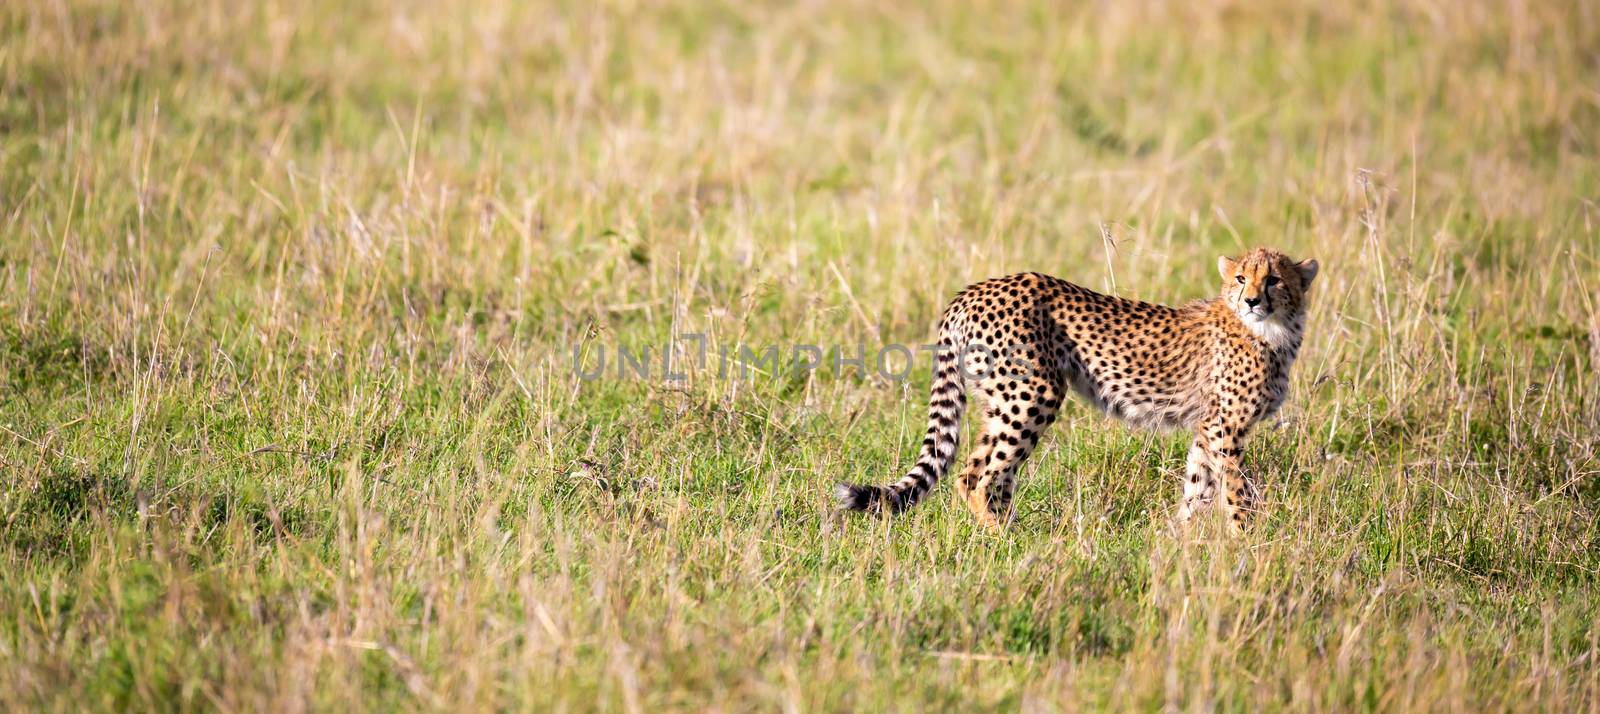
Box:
[1243, 312, 1300, 349]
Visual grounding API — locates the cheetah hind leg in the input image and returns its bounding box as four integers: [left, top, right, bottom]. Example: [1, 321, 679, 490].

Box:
[964, 381, 1059, 530]
[962, 417, 1025, 530]
[954, 432, 995, 524]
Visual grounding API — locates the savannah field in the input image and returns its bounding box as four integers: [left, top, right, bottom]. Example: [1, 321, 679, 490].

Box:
[3, 0, 1600, 710]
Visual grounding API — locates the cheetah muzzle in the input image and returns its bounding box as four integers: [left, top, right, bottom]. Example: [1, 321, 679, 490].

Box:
[835, 247, 1319, 533]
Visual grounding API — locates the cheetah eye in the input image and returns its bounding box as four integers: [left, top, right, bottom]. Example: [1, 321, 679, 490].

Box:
[1235, 275, 1245, 284]
[1264, 275, 1280, 287]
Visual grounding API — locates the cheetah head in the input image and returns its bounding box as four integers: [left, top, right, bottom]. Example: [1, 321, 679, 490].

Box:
[1217, 248, 1319, 344]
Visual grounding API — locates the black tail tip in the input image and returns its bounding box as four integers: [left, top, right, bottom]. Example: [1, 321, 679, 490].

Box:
[834, 483, 884, 513]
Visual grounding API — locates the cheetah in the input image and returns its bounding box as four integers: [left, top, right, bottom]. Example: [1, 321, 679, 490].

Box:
[836, 247, 1319, 532]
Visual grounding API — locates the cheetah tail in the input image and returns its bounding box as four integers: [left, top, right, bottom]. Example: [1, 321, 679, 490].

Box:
[835, 340, 966, 515]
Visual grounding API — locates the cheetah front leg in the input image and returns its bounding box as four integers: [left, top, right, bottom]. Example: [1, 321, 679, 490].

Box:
[1216, 447, 1259, 534]
[1178, 425, 1258, 534]
[1176, 438, 1217, 524]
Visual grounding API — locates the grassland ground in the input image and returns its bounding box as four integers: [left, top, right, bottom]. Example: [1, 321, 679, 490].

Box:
[2, 0, 1599, 710]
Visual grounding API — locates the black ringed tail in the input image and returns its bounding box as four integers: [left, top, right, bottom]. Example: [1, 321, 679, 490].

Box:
[835, 315, 967, 515]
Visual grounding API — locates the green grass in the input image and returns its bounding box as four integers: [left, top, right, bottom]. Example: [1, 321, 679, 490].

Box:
[3, 0, 1599, 709]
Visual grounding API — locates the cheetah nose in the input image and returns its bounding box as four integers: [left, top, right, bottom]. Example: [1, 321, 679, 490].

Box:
[1244, 296, 1261, 307]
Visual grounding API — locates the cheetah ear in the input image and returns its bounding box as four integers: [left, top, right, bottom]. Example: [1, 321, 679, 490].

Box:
[1216, 256, 1237, 280]
[1295, 258, 1320, 285]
